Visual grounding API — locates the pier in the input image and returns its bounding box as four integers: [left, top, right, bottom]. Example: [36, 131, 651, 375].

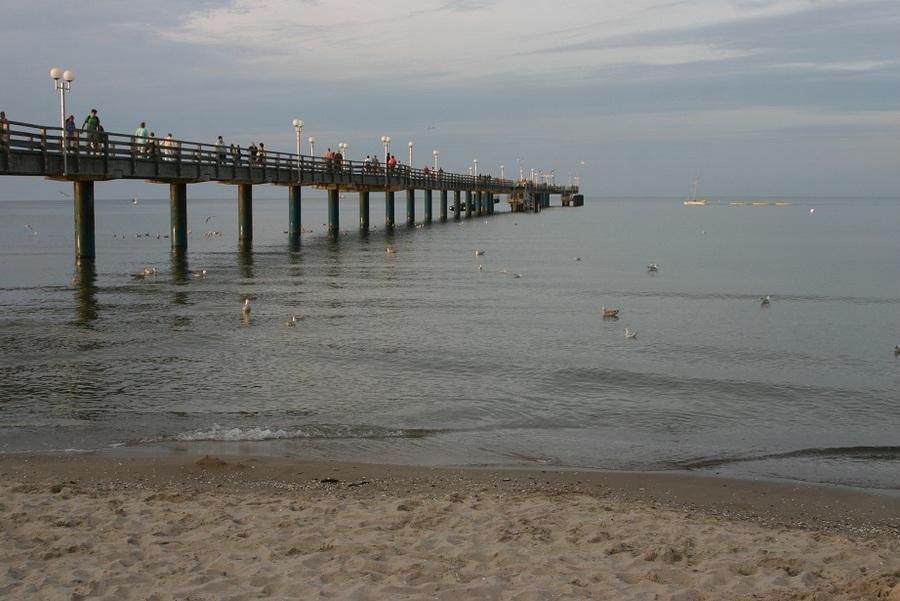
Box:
[0, 120, 579, 260]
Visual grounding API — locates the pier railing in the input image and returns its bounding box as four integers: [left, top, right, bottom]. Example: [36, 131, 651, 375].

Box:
[0, 120, 577, 196]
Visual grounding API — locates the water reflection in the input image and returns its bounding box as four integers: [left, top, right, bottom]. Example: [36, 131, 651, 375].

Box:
[72, 259, 98, 324]
[170, 250, 190, 309]
[238, 245, 254, 280]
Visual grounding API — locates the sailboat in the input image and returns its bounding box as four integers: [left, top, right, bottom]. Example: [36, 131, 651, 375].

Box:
[683, 177, 707, 206]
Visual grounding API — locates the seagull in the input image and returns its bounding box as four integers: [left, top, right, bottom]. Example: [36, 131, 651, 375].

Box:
[131, 197, 138, 205]
[385, 247, 396, 254]
[58, 190, 71, 198]
[894, 345, 900, 356]
[287, 314, 298, 327]
[241, 298, 251, 315]
[204, 215, 216, 223]
[191, 269, 208, 278]
[25, 224, 37, 236]
[143, 267, 158, 276]
[573, 257, 581, 262]
[474, 249, 485, 256]
[512, 272, 522, 279]
[601, 305, 620, 319]
[478, 264, 484, 271]
[647, 263, 659, 272]
[760, 295, 771, 306]
[625, 328, 638, 339]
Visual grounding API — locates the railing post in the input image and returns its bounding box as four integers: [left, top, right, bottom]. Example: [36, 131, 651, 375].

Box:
[40, 128, 49, 173]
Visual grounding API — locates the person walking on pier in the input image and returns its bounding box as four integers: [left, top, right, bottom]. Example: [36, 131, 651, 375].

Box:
[162, 133, 176, 161]
[65, 115, 77, 152]
[216, 136, 226, 163]
[324, 147, 334, 170]
[134, 122, 149, 156]
[256, 142, 266, 165]
[82, 109, 101, 154]
[0, 111, 9, 150]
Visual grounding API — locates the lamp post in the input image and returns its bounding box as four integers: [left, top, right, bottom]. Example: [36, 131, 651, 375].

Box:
[381, 135, 391, 166]
[291, 119, 303, 174]
[407, 141, 414, 167]
[468, 167, 473, 176]
[432, 150, 439, 171]
[338, 142, 348, 162]
[473, 159, 478, 177]
[308, 136, 316, 156]
[500, 164, 504, 179]
[50, 67, 75, 176]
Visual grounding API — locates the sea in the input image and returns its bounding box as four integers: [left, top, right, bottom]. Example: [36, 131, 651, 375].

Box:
[1, 193, 899, 492]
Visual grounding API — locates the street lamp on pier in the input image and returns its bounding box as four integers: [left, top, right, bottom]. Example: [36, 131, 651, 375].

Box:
[473, 159, 478, 177]
[468, 166, 473, 177]
[338, 142, 348, 162]
[432, 150, 439, 171]
[381, 135, 391, 165]
[407, 141, 414, 167]
[308, 136, 316, 156]
[291, 119, 303, 175]
[50, 67, 75, 176]
[500, 164, 504, 179]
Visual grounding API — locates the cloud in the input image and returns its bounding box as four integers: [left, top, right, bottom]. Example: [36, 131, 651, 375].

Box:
[159, 0, 860, 85]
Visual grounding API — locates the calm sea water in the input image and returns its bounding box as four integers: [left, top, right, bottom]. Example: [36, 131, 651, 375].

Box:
[1, 192, 899, 491]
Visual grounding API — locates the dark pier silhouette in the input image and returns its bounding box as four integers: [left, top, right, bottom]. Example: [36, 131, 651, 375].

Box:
[0, 120, 581, 260]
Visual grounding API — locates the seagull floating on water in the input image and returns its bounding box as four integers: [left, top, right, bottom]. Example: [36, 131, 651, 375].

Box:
[131, 198, 138, 205]
[625, 328, 638, 339]
[241, 298, 251, 315]
[191, 269, 208, 278]
[894, 345, 900, 356]
[287, 314, 298, 327]
[760, 295, 771, 305]
[385, 247, 396, 254]
[474, 249, 485, 256]
[512, 272, 522, 279]
[601, 305, 620, 318]
[647, 263, 659, 272]
[573, 257, 581, 262]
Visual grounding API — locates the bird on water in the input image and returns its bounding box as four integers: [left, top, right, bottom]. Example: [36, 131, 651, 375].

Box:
[647, 263, 659, 272]
[625, 328, 638, 339]
[760, 295, 771, 306]
[242, 298, 251, 315]
[601, 305, 620, 318]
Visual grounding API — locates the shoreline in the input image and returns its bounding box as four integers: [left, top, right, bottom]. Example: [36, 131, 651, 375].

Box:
[3, 453, 900, 600]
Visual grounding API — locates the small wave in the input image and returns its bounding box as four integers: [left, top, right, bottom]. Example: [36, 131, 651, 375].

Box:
[158, 423, 437, 443]
[678, 445, 900, 471]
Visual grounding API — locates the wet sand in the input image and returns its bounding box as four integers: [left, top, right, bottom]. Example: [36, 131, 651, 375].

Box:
[1, 453, 899, 600]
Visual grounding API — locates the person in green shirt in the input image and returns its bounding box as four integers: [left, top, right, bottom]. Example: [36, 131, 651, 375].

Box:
[82, 109, 100, 154]
[134, 121, 149, 156]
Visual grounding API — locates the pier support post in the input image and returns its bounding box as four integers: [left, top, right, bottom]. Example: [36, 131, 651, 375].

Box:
[424, 189, 433, 223]
[359, 190, 370, 232]
[385, 190, 395, 229]
[440, 190, 448, 222]
[476, 191, 483, 216]
[328, 188, 340, 236]
[73, 180, 95, 260]
[465, 191, 473, 218]
[288, 185, 302, 240]
[238, 184, 253, 242]
[169, 183, 187, 251]
[453, 190, 461, 220]
[406, 188, 415, 226]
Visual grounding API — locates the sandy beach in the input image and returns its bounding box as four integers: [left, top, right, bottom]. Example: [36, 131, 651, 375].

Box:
[1, 454, 898, 601]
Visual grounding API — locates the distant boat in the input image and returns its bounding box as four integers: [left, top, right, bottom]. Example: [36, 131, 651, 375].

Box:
[683, 177, 707, 206]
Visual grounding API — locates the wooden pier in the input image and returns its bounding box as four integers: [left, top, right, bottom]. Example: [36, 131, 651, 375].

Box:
[0, 120, 580, 260]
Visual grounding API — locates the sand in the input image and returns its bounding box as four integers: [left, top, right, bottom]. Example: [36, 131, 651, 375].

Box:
[1, 453, 898, 601]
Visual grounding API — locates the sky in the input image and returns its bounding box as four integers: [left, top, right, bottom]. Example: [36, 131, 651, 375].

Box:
[1, 0, 899, 199]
